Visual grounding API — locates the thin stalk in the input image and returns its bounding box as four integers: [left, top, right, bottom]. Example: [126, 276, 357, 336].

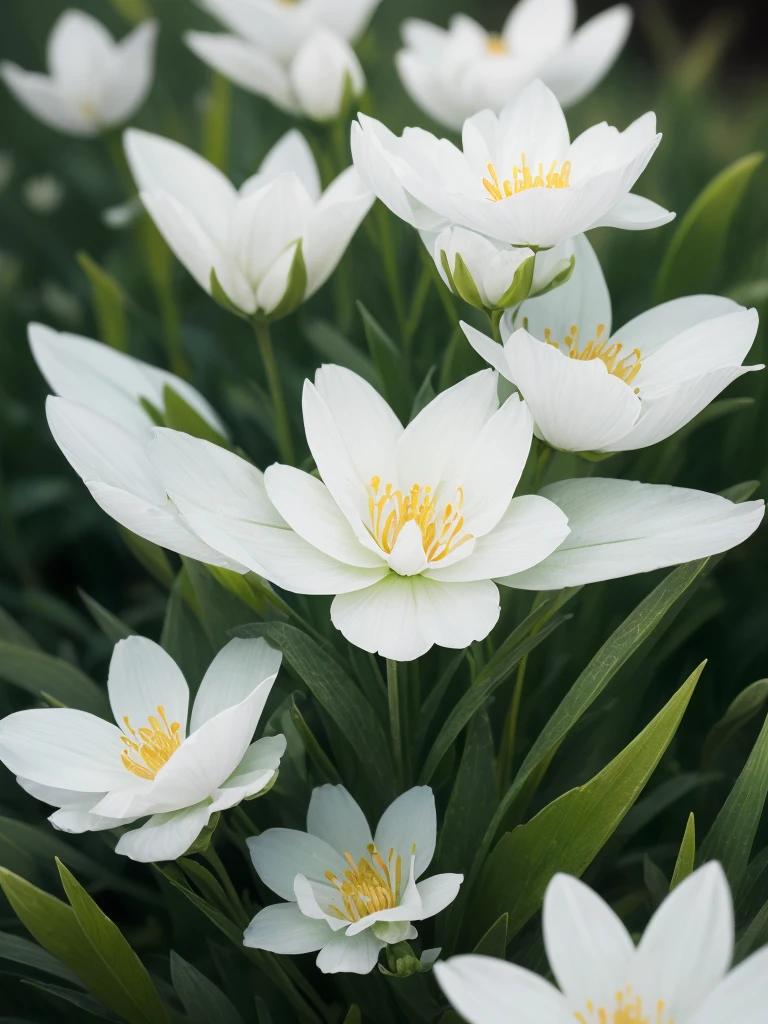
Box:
[252, 319, 295, 465]
[233, 803, 260, 839]
[534, 443, 552, 492]
[375, 203, 407, 341]
[202, 847, 249, 928]
[387, 658, 404, 789]
[497, 655, 527, 790]
[489, 307, 504, 342]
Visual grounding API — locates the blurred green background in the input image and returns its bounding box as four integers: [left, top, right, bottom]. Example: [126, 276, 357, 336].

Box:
[0, 0, 768, 989]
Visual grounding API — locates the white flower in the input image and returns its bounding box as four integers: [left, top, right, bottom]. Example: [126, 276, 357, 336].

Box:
[0, 10, 158, 137]
[436, 864, 768, 1024]
[22, 174, 65, 215]
[186, 27, 366, 122]
[352, 79, 674, 249]
[124, 127, 374, 318]
[464, 235, 763, 453]
[397, 1, 633, 131]
[244, 785, 462, 974]
[426, 226, 535, 310]
[0, 637, 285, 863]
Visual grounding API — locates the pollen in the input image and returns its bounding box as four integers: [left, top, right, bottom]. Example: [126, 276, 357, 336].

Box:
[121, 706, 182, 780]
[574, 988, 673, 1024]
[486, 33, 509, 55]
[483, 155, 571, 201]
[546, 323, 642, 390]
[367, 477, 474, 563]
[325, 844, 404, 923]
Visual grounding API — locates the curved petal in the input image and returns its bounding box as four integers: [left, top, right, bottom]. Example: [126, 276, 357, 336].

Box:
[185, 32, 298, 113]
[108, 636, 189, 742]
[692, 945, 768, 1024]
[631, 863, 733, 1021]
[427, 494, 570, 583]
[115, 803, 213, 863]
[539, 5, 633, 107]
[248, 828, 347, 901]
[331, 574, 500, 661]
[199, 0, 313, 55]
[315, 928, 384, 975]
[374, 787, 436, 878]
[435, 955, 572, 1024]
[503, 0, 576, 58]
[103, 20, 158, 125]
[501, 478, 765, 590]
[543, 874, 635, 1014]
[590, 192, 675, 231]
[47, 9, 113, 92]
[303, 168, 374, 297]
[139, 191, 222, 302]
[216, 735, 286, 802]
[309, 0, 382, 43]
[497, 80, 571, 170]
[242, 128, 321, 202]
[414, 873, 463, 919]
[462, 323, 514, 379]
[0, 64, 96, 135]
[307, 785, 373, 858]
[190, 637, 282, 732]
[612, 294, 744, 358]
[244, 902, 331, 954]
[503, 329, 641, 452]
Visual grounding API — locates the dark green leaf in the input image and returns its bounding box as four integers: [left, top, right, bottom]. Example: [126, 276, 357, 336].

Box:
[303, 320, 378, 385]
[0, 641, 108, 716]
[0, 930, 80, 984]
[24, 979, 122, 1022]
[78, 590, 135, 643]
[160, 571, 214, 694]
[357, 301, 411, 421]
[472, 913, 507, 958]
[182, 558, 258, 652]
[703, 679, 768, 769]
[117, 527, 174, 590]
[169, 952, 244, 1024]
[163, 387, 229, 449]
[0, 607, 39, 650]
[438, 711, 496, 876]
[342, 1009, 361, 1024]
[670, 813, 696, 890]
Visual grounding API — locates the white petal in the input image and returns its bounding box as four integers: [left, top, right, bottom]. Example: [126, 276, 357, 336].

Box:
[307, 785, 373, 858]
[462, 323, 514, 379]
[303, 168, 375, 298]
[185, 32, 298, 113]
[289, 30, 365, 123]
[108, 636, 189, 743]
[631, 863, 733, 1020]
[47, 9, 113, 98]
[435, 955, 572, 1024]
[309, 0, 382, 43]
[199, 0, 312, 55]
[115, 803, 214, 863]
[248, 829, 347, 901]
[539, 5, 633, 107]
[190, 638, 281, 732]
[387, 520, 429, 576]
[503, 0, 576, 58]
[496, 79, 572, 176]
[244, 903, 331, 954]
[414, 873, 463, 919]
[427, 494, 570, 583]
[395, 50, 465, 133]
[374, 787, 436, 879]
[543, 874, 635, 1014]
[590, 192, 675, 231]
[50, 802, 136, 834]
[0, 64, 96, 135]
[503, 328, 641, 452]
[140, 190, 223, 302]
[612, 294, 743, 359]
[0, 709, 129, 792]
[217, 735, 286, 801]
[692, 945, 768, 1024]
[502, 479, 765, 590]
[315, 928, 384, 975]
[294, 874, 348, 929]
[242, 128, 321, 202]
[331, 574, 500, 661]
[102, 20, 159, 125]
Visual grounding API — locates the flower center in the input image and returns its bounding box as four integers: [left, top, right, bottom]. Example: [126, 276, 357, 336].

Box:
[574, 989, 673, 1023]
[367, 477, 474, 563]
[483, 156, 571, 201]
[486, 33, 509, 55]
[121, 706, 182, 780]
[545, 324, 642, 389]
[325, 844, 403, 922]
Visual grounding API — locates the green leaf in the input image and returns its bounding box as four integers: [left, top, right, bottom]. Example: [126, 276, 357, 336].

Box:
[290, 695, 342, 785]
[233, 622, 396, 803]
[643, 854, 669, 908]
[471, 662, 703, 942]
[418, 614, 569, 785]
[495, 253, 535, 309]
[209, 268, 249, 320]
[451, 253, 485, 310]
[410, 367, 437, 422]
[56, 861, 170, 1024]
[117, 526, 175, 590]
[703, 679, 768, 769]
[23, 979, 122, 1022]
[303, 320, 378, 385]
[358, 301, 411, 421]
[472, 913, 507, 958]
[0, 930, 80, 984]
[161, 570, 214, 693]
[343, 1009, 361, 1024]
[0, 607, 39, 650]
[699, 709, 768, 890]
[670, 813, 696, 890]
[656, 152, 765, 301]
[108, 0, 154, 24]
[169, 952, 244, 1024]
[202, 72, 231, 173]
[0, 866, 167, 1024]
[527, 253, 575, 298]
[78, 590, 135, 643]
[728, 279, 768, 306]
[77, 253, 129, 353]
[0, 641, 108, 716]
[182, 558, 258, 651]
[163, 386, 228, 449]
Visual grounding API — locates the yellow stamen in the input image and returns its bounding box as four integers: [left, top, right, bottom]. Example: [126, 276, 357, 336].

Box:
[483, 154, 571, 202]
[367, 478, 473, 564]
[574, 987, 674, 1023]
[546, 323, 642, 390]
[121, 706, 182, 780]
[486, 33, 508, 55]
[325, 844, 407, 923]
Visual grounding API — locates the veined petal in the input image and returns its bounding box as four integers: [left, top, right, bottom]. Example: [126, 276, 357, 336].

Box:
[190, 638, 281, 732]
[307, 784, 373, 857]
[108, 636, 189, 744]
[248, 828, 347, 901]
[414, 873, 463, 919]
[435, 955, 572, 1024]
[501, 478, 765, 590]
[539, 5, 633, 107]
[244, 902, 331, 954]
[497, 80, 572, 171]
[315, 928, 384, 975]
[115, 803, 214, 863]
[374, 786, 436, 879]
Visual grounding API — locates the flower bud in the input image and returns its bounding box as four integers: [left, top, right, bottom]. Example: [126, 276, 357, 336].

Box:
[290, 30, 366, 123]
[432, 226, 535, 311]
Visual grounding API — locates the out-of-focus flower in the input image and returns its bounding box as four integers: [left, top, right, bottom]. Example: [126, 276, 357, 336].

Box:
[397, 0, 632, 131]
[186, 27, 366, 122]
[22, 174, 65, 215]
[464, 234, 763, 454]
[124, 127, 373, 318]
[425, 226, 535, 311]
[436, 864, 768, 1024]
[245, 785, 462, 974]
[0, 637, 285, 863]
[352, 79, 674, 249]
[1, 10, 158, 137]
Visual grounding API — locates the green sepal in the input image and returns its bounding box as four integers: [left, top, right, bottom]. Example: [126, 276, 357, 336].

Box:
[528, 253, 576, 299]
[209, 267, 250, 320]
[163, 385, 229, 449]
[440, 249, 458, 295]
[379, 941, 432, 978]
[451, 252, 486, 310]
[493, 252, 536, 309]
[261, 239, 308, 323]
[139, 397, 166, 427]
[545, 440, 617, 463]
[182, 812, 220, 857]
[245, 770, 279, 802]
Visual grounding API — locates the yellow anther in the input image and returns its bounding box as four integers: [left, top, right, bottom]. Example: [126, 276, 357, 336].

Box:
[325, 844, 411, 923]
[121, 705, 182, 780]
[483, 154, 571, 202]
[367, 477, 473, 564]
[546, 323, 643, 388]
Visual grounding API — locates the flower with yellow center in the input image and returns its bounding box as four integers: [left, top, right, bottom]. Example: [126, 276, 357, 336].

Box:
[436, 865, 768, 1024]
[245, 785, 463, 975]
[0, 637, 286, 863]
[464, 233, 763, 455]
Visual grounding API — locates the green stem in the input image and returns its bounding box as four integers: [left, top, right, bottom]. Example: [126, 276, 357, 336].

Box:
[489, 307, 504, 342]
[253, 319, 295, 465]
[202, 71, 231, 173]
[375, 203, 407, 342]
[387, 659, 403, 788]
[202, 847, 249, 928]
[497, 655, 527, 790]
[534, 443, 552, 492]
[233, 803, 260, 839]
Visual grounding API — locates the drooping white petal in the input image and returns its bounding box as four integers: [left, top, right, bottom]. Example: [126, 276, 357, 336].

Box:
[435, 955, 573, 1024]
[115, 802, 214, 863]
[49, 801, 137, 834]
[306, 784, 374, 857]
[107, 636, 189, 743]
[199, 0, 312, 55]
[692, 945, 768, 1024]
[543, 874, 635, 1014]
[501, 478, 765, 590]
[374, 787, 436, 879]
[184, 32, 299, 114]
[244, 902, 331, 954]
[190, 638, 282, 732]
[248, 829, 347, 901]
[315, 928, 384, 975]
[414, 873, 463, 919]
[539, 5, 633, 107]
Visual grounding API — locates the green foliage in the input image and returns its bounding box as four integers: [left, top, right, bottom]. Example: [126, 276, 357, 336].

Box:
[0, 640, 108, 716]
[670, 814, 696, 890]
[77, 253, 129, 354]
